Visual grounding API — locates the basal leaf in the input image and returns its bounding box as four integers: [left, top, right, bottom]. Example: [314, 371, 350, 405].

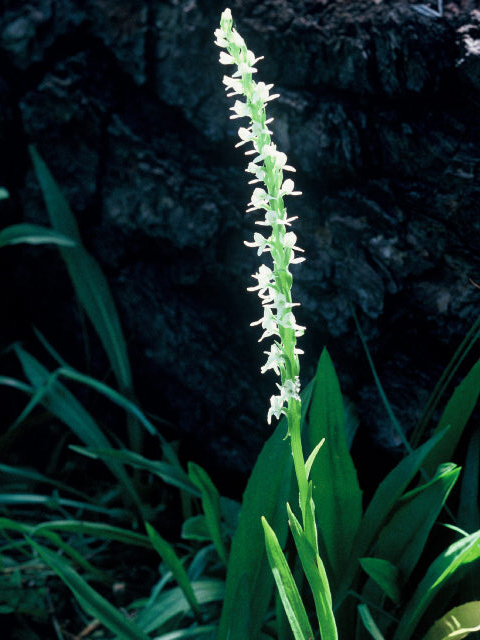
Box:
[359, 557, 400, 604]
[217, 381, 313, 640]
[394, 530, 480, 640]
[371, 462, 460, 584]
[308, 348, 362, 581]
[423, 356, 480, 476]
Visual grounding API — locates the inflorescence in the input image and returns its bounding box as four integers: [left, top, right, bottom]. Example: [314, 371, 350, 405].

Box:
[215, 9, 305, 424]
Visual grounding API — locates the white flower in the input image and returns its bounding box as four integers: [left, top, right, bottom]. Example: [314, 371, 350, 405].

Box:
[251, 306, 280, 342]
[232, 61, 258, 77]
[278, 311, 306, 336]
[252, 82, 276, 103]
[261, 343, 284, 375]
[230, 30, 245, 48]
[247, 187, 271, 211]
[223, 75, 243, 95]
[281, 231, 305, 264]
[280, 378, 301, 401]
[247, 264, 275, 296]
[244, 232, 270, 256]
[267, 393, 285, 424]
[214, 29, 228, 48]
[219, 51, 235, 65]
[229, 100, 250, 119]
[279, 179, 302, 197]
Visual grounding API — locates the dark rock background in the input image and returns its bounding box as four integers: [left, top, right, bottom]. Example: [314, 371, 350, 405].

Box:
[0, 0, 479, 493]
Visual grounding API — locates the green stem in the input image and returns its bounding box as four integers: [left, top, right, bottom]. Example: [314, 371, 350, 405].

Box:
[287, 398, 308, 523]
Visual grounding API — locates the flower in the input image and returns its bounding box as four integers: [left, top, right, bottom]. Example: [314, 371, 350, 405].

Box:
[247, 264, 275, 297]
[244, 232, 271, 256]
[229, 100, 250, 119]
[250, 307, 280, 342]
[261, 343, 284, 375]
[267, 393, 285, 424]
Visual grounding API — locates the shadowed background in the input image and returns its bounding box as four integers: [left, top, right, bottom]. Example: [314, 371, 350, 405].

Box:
[0, 0, 479, 493]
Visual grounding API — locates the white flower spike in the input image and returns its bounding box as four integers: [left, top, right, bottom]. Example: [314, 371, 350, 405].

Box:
[216, 8, 305, 426]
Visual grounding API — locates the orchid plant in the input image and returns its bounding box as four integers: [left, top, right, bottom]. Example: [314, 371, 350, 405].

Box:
[215, 9, 338, 639]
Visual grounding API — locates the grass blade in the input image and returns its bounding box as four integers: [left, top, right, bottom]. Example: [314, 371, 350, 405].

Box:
[135, 579, 224, 634]
[358, 604, 387, 640]
[33, 520, 151, 548]
[188, 463, 227, 566]
[262, 516, 314, 640]
[308, 348, 362, 581]
[29, 146, 140, 451]
[394, 530, 480, 640]
[13, 346, 142, 513]
[145, 522, 201, 617]
[0, 223, 76, 248]
[29, 540, 151, 640]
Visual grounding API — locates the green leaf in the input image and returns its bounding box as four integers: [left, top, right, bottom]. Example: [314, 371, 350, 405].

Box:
[216, 381, 314, 640]
[29, 541, 151, 640]
[188, 463, 227, 566]
[371, 462, 460, 584]
[135, 579, 224, 634]
[394, 530, 480, 640]
[145, 522, 201, 617]
[358, 604, 387, 640]
[423, 356, 480, 476]
[287, 503, 338, 639]
[0, 223, 76, 248]
[457, 429, 480, 533]
[12, 346, 141, 513]
[71, 446, 196, 496]
[182, 515, 211, 542]
[33, 520, 151, 548]
[337, 428, 448, 605]
[423, 601, 480, 640]
[308, 348, 363, 580]
[262, 517, 314, 640]
[359, 558, 401, 604]
[29, 146, 140, 451]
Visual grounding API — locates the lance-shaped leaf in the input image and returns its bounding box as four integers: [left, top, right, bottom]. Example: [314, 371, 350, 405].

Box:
[0, 223, 76, 248]
[217, 381, 313, 640]
[287, 503, 338, 639]
[370, 462, 460, 584]
[423, 356, 480, 476]
[262, 517, 314, 640]
[145, 522, 201, 617]
[29, 541, 151, 640]
[188, 463, 227, 566]
[394, 530, 480, 640]
[29, 146, 140, 451]
[308, 348, 362, 580]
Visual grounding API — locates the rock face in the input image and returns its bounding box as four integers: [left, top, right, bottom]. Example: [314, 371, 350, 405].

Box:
[0, 0, 479, 487]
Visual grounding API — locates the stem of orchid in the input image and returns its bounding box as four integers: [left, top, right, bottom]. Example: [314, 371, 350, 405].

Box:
[216, 8, 309, 526]
[287, 399, 308, 520]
